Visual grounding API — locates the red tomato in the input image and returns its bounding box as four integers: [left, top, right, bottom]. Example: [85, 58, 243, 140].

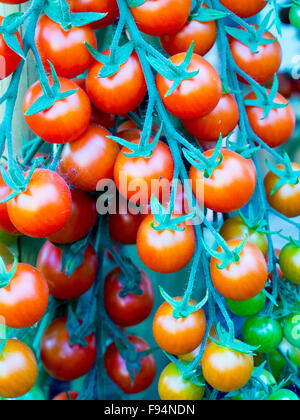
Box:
[189, 148, 257, 213]
[109, 210, 144, 245]
[219, 0, 267, 17]
[117, 120, 137, 133]
[153, 298, 207, 355]
[160, 4, 216, 56]
[183, 94, 239, 142]
[68, 0, 119, 29]
[53, 392, 78, 401]
[210, 240, 268, 301]
[245, 91, 295, 148]
[91, 107, 116, 129]
[37, 241, 97, 300]
[48, 189, 97, 244]
[229, 27, 282, 84]
[40, 317, 97, 381]
[0, 263, 49, 329]
[7, 169, 72, 238]
[0, 172, 19, 235]
[23, 77, 91, 144]
[35, 14, 97, 78]
[137, 214, 196, 274]
[0, 339, 38, 399]
[104, 267, 154, 327]
[0, 16, 23, 79]
[104, 335, 156, 394]
[58, 124, 120, 192]
[156, 53, 222, 119]
[86, 50, 146, 115]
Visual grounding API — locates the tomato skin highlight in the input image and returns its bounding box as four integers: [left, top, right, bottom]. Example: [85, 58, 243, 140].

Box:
[153, 298, 207, 355]
[104, 267, 154, 327]
[104, 335, 156, 394]
[40, 317, 97, 381]
[23, 78, 91, 144]
[243, 317, 283, 353]
[0, 339, 38, 399]
[279, 242, 300, 285]
[68, 0, 119, 29]
[219, 0, 267, 18]
[267, 389, 299, 401]
[0, 16, 23, 79]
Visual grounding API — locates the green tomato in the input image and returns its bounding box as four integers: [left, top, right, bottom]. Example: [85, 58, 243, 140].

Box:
[232, 368, 276, 400]
[0, 230, 18, 247]
[284, 312, 300, 349]
[268, 350, 287, 382]
[279, 243, 300, 285]
[267, 389, 299, 401]
[226, 292, 266, 317]
[243, 317, 283, 353]
[290, 5, 300, 29]
[280, 338, 300, 367]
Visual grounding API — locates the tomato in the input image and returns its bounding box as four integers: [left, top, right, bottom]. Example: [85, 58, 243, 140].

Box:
[290, 5, 300, 29]
[153, 298, 206, 355]
[35, 14, 97, 79]
[226, 292, 266, 317]
[232, 368, 276, 400]
[0, 339, 38, 399]
[58, 124, 120, 192]
[229, 27, 282, 85]
[210, 240, 268, 301]
[158, 362, 205, 400]
[279, 242, 300, 285]
[0, 0, 28, 3]
[264, 163, 300, 218]
[23, 77, 91, 144]
[86, 50, 146, 115]
[91, 107, 116, 129]
[280, 338, 300, 367]
[104, 267, 154, 327]
[245, 92, 295, 148]
[267, 389, 299, 401]
[156, 53, 222, 119]
[202, 342, 254, 393]
[277, 73, 293, 99]
[160, 4, 216, 56]
[68, 0, 119, 29]
[40, 317, 97, 381]
[284, 312, 300, 349]
[220, 216, 268, 256]
[219, 0, 267, 18]
[7, 169, 72, 238]
[0, 243, 14, 266]
[243, 317, 283, 353]
[0, 172, 19, 235]
[0, 16, 23, 79]
[183, 94, 239, 143]
[137, 215, 195, 274]
[104, 335, 156, 394]
[190, 149, 257, 213]
[109, 211, 144, 245]
[130, 0, 191, 36]
[53, 392, 78, 401]
[48, 189, 97, 244]
[37, 241, 97, 300]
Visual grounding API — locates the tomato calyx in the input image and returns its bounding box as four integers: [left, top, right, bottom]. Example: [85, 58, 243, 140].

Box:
[189, 4, 229, 23]
[67, 307, 95, 347]
[226, 133, 261, 159]
[211, 323, 259, 356]
[238, 203, 278, 237]
[203, 235, 248, 270]
[0, 161, 37, 203]
[266, 153, 300, 196]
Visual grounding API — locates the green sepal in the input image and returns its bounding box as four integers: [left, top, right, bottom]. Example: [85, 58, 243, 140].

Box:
[190, 7, 229, 22]
[210, 323, 259, 355]
[66, 305, 95, 347]
[127, 0, 146, 7]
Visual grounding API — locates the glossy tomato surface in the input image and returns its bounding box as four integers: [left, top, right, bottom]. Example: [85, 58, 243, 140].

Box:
[0, 16, 23, 79]
[219, 0, 267, 17]
[279, 242, 300, 285]
[243, 317, 283, 353]
[226, 292, 266, 317]
[68, 0, 119, 29]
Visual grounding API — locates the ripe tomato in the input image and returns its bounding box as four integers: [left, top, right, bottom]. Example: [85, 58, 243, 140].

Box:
[178, 326, 218, 363]
[0, 0, 28, 3]
[37, 241, 97, 300]
[35, 14, 97, 78]
[68, 0, 119, 29]
[0, 339, 38, 399]
[202, 342, 254, 392]
[137, 215, 195, 274]
[158, 362, 205, 400]
[210, 240, 268, 301]
[40, 317, 97, 381]
[53, 392, 78, 401]
[226, 291, 266, 317]
[279, 242, 300, 285]
[220, 216, 268, 256]
[104, 335, 156, 394]
[48, 189, 97, 244]
[23, 77, 91, 144]
[114, 140, 174, 205]
[0, 263, 49, 329]
[243, 317, 283, 353]
[160, 4, 216, 56]
[58, 124, 120, 192]
[130, 0, 191, 36]
[0, 172, 19, 235]
[0, 16, 23, 79]
[267, 389, 299, 401]
[264, 163, 300, 218]
[183, 94, 239, 143]
[104, 267, 154, 327]
[109, 210, 144, 245]
[7, 169, 72, 238]
[284, 312, 300, 349]
[219, 0, 267, 17]
[86, 50, 146, 115]
[189, 149, 257, 213]
[245, 92, 295, 148]
[229, 27, 282, 84]
[156, 53, 222, 119]
[153, 298, 206, 355]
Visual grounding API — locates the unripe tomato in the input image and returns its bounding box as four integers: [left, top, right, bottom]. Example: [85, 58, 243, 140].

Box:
[156, 53, 222, 119]
[279, 242, 300, 285]
[23, 77, 91, 144]
[0, 172, 19, 235]
[40, 317, 97, 381]
[37, 241, 97, 300]
[158, 363, 205, 400]
[232, 368, 276, 400]
[202, 342, 254, 393]
[243, 317, 283, 353]
[104, 335, 156, 394]
[284, 312, 300, 349]
[219, 0, 267, 18]
[0, 339, 38, 399]
[53, 392, 78, 401]
[226, 292, 266, 317]
[0, 16, 23, 79]
[68, 0, 119, 29]
[267, 389, 299, 401]
[289, 5, 300, 29]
